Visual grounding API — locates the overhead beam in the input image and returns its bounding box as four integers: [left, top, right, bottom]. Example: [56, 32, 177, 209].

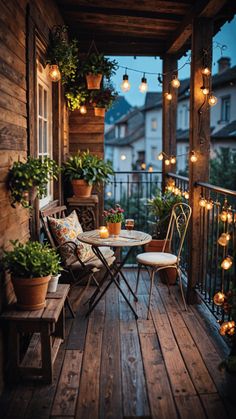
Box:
[166, 0, 228, 54]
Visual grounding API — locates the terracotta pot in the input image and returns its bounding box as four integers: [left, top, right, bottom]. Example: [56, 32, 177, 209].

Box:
[144, 239, 177, 285]
[12, 275, 50, 310]
[107, 222, 121, 237]
[71, 179, 92, 198]
[86, 73, 102, 89]
[94, 107, 105, 117]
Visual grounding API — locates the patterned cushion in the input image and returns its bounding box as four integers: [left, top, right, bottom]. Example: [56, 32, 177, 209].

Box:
[48, 210, 93, 263]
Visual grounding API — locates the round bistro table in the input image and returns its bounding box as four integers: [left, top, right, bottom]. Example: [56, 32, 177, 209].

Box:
[78, 230, 151, 319]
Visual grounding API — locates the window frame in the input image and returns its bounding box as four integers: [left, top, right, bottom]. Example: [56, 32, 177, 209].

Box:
[221, 95, 230, 122]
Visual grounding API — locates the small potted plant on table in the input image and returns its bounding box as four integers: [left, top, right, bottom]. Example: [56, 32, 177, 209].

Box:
[63, 150, 114, 198]
[103, 204, 125, 237]
[3, 241, 61, 310]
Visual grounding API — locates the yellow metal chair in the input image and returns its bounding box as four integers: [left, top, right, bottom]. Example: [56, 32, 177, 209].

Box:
[136, 202, 192, 319]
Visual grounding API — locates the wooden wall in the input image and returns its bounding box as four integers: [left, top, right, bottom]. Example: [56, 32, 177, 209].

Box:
[0, 0, 66, 394]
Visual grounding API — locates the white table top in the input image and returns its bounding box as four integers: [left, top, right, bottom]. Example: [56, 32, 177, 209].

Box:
[78, 230, 152, 248]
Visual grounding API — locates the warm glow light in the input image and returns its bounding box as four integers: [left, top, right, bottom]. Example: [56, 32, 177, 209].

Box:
[202, 67, 211, 76]
[107, 191, 112, 197]
[141, 163, 146, 170]
[227, 212, 233, 223]
[201, 86, 209, 95]
[99, 226, 109, 239]
[218, 233, 231, 247]
[48, 64, 61, 82]
[174, 187, 180, 196]
[170, 156, 176, 164]
[139, 76, 148, 93]
[190, 151, 198, 162]
[158, 152, 164, 161]
[213, 291, 225, 306]
[171, 77, 180, 88]
[165, 159, 170, 166]
[205, 201, 213, 210]
[148, 166, 153, 173]
[184, 191, 189, 199]
[221, 256, 233, 270]
[80, 105, 87, 114]
[121, 74, 131, 92]
[165, 92, 172, 101]
[199, 197, 206, 207]
[208, 95, 218, 107]
[120, 154, 126, 161]
[220, 210, 228, 222]
[220, 321, 235, 336]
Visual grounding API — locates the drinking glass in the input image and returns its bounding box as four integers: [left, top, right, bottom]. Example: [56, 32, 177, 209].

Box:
[125, 219, 134, 235]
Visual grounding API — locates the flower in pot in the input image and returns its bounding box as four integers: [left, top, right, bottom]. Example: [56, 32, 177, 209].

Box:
[8, 157, 60, 208]
[103, 204, 124, 237]
[82, 53, 118, 89]
[2, 241, 61, 310]
[91, 83, 118, 117]
[146, 191, 183, 284]
[63, 150, 114, 198]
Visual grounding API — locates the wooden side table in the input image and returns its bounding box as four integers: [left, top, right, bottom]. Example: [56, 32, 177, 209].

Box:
[0, 284, 70, 384]
[67, 195, 99, 230]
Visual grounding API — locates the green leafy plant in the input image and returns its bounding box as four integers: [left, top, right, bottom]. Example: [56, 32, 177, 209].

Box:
[65, 76, 91, 111]
[8, 157, 59, 208]
[46, 25, 79, 84]
[103, 204, 124, 223]
[82, 53, 118, 78]
[91, 83, 118, 110]
[147, 191, 183, 238]
[63, 150, 114, 186]
[2, 240, 62, 279]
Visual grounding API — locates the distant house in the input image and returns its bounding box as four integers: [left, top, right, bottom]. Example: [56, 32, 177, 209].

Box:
[105, 95, 132, 132]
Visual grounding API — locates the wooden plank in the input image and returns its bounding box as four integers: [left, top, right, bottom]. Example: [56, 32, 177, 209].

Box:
[75, 300, 105, 419]
[0, 40, 25, 76]
[0, 106, 27, 128]
[0, 16, 25, 62]
[69, 133, 104, 143]
[99, 285, 122, 419]
[175, 395, 206, 419]
[69, 123, 105, 134]
[0, 121, 27, 150]
[200, 393, 228, 419]
[0, 0, 25, 47]
[51, 350, 82, 416]
[0, 89, 27, 116]
[66, 288, 90, 351]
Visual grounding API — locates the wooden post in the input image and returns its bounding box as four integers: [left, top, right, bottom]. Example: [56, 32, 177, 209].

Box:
[162, 55, 178, 192]
[187, 18, 213, 303]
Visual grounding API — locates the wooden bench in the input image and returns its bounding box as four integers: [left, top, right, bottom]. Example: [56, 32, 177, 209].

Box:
[0, 284, 70, 384]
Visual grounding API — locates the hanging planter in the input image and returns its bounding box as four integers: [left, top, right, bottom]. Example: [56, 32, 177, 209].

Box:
[82, 51, 118, 90]
[91, 83, 118, 117]
[86, 73, 102, 90]
[94, 107, 106, 117]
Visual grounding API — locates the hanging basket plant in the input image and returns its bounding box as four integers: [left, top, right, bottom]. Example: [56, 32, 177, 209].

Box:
[8, 157, 59, 208]
[82, 52, 118, 90]
[91, 83, 118, 117]
[46, 25, 79, 84]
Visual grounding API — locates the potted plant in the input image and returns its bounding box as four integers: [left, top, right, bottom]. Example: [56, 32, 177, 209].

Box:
[103, 204, 124, 236]
[146, 191, 183, 284]
[2, 241, 61, 310]
[63, 150, 114, 198]
[8, 157, 59, 208]
[46, 25, 79, 84]
[91, 84, 118, 117]
[48, 265, 62, 293]
[82, 53, 118, 89]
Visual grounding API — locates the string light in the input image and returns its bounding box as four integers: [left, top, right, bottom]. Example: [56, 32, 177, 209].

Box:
[205, 200, 213, 210]
[221, 256, 233, 270]
[208, 94, 218, 107]
[218, 232, 231, 247]
[158, 152, 164, 161]
[148, 166, 153, 173]
[107, 191, 112, 197]
[48, 64, 61, 82]
[165, 159, 170, 166]
[79, 105, 87, 114]
[170, 156, 176, 164]
[165, 92, 172, 101]
[120, 154, 126, 161]
[190, 151, 198, 162]
[201, 86, 209, 95]
[139, 74, 148, 93]
[121, 71, 131, 92]
[171, 76, 180, 88]
[213, 291, 226, 306]
[199, 197, 206, 207]
[220, 321, 235, 336]
[141, 162, 146, 170]
[202, 67, 211, 76]
[184, 191, 189, 199]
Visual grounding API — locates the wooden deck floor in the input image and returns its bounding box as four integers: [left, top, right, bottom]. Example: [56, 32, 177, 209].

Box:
[0, 269, 236, 419]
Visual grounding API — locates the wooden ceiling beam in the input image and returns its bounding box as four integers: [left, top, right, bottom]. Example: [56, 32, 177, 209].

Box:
[165, 0, 228, 54]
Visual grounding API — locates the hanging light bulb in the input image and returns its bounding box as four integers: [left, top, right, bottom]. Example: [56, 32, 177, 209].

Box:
[190, 151, 198, 162]
[213, 291, 225, 306]
[202, 67, 211, 76]
[220, 210, 228, 222]
[218, 233, 231, 247]
[48, 64, 61, 82]
[165, 159, 170, 166]
[165, 92, 172, 101]
[170, 156, 176, 164]
[208, 94, 218, 107]
[205, 200, 213, 210]
[148, 166, 153, 173]
[141, 162, 146, 170]
[121, 72, 131, 92]
[79, 105, 87, 114]
[221, 256, 233, 270]
[171, 76, 180, 88]
[199, 197, 206, 207]
[158, 152, 164, 161]
[120, 154, 126, 161]
[201, 86, 209, 95]
[139, 74, 148, 93]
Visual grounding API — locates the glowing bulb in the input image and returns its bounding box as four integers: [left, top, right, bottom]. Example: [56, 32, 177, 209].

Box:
[199, 197, 206, 207]
[218, 233, 230, 247]
[221, 256, 233, 270]
[148, 166, 153, 173]
[208, 95, 218, 107]
[165, 92, 172, 101]
[121, 74, 131, 92]
[170, 156, 176, 164]
[202, 67, 211, 76]
[220, 210, 228, 222]
[190, 151, 198, 163]
[120, 154, 126, 161]
[139, 76, 148, 93]
[80, 105, 87, 114]
[227, 212, 233, 223]
[206, 201, 213, 210]
[141, 163, 146, 170]
[48, 64, 61, 82]
[158, 152, 164, 161]
[165, 159, 170, 166]
[213, 291, 225, 306]
[184, 191, 189, 199]
[107, 191, 112, 197]
[171, 77, 180, 88]
[201, 86, 209, 95]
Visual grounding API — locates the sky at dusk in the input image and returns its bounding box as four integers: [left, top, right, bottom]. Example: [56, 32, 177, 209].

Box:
[109, 16, 236, 107]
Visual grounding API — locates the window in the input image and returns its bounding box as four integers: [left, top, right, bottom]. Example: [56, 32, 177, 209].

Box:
[151, 146, 157, 160]
[178, 109, 183, 129]
[184, 106, 189, 128]
[37, 62, 53, 207]
[151, 118, 157, 131]
[221, 96, 230, 122]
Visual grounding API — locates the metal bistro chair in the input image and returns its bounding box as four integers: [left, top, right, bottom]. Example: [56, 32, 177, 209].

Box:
[136, 202, 192, 319]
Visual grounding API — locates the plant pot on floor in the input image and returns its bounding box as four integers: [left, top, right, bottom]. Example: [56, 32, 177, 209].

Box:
[107, 222, 121, 237]
[94, 107, 105, 117]
[12, 275, 50, 310]
[48, 274, 61, 293]
[86, 73, 102, 89]
[71, 179, 92, 198]
[144, 239, 177, 285]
